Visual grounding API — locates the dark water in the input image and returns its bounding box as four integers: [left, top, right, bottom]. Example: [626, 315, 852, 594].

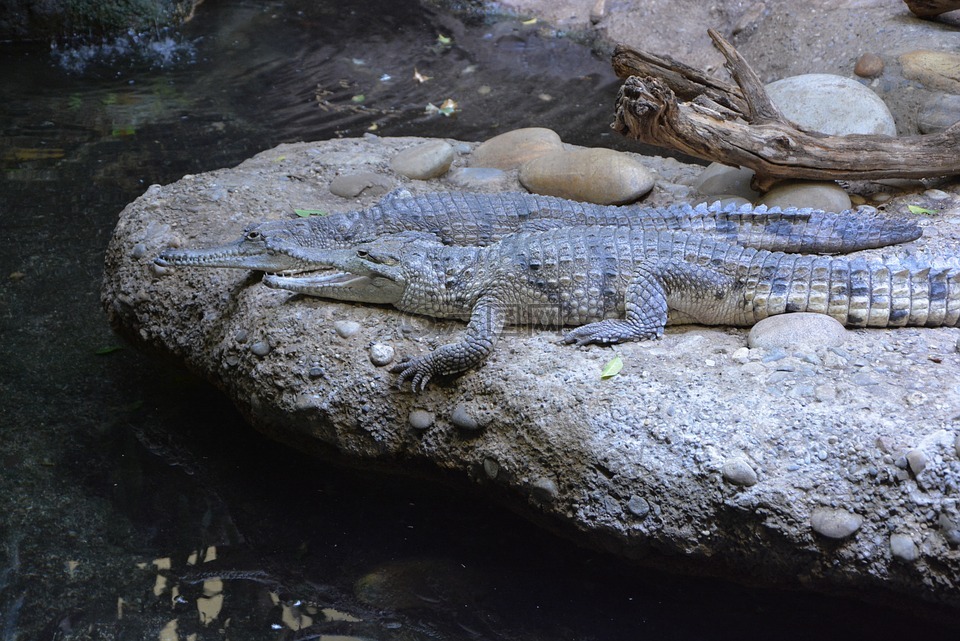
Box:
[0, 1, 953, 639]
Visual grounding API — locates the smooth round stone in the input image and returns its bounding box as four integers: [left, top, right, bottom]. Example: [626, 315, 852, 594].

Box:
[900, 50, 960, 94]
[250, 341, 271, 356]
[333, 320, 361, 338]
[766, 74, 896, 136]
[408, 409, 435, 431]
[722, 458, 758, 487]
[747, 313, 847, 350]
[810, 507, 862, 539]
[529, 476, 559, 502]
[940, 512, 960, 545]
[758, 181, 852, 213]
[695, 164, 760, 200]
[918, 93, 960, 134]
[470, 127, 563, 170]
[854, 53, 884, 78]
[389, 140, 455, 180]
[450, 404, 480, 431]
[627, 495, 650, 518]
[329, 172, 394, 198]
[445, 166, 511, 190]
[906, 448, 928, 475]
[519, 148, 655, 205]
[482, 457, 500, 479]
[368, 343, 395, 366]
[889, 533, 920, 563]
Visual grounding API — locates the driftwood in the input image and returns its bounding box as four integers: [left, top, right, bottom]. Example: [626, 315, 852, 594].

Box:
[904, 0, 960, 17]
[612, 29, 960, 191]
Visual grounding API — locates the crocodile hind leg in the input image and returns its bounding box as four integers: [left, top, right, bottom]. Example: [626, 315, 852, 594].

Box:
[562, 262, 734, 346]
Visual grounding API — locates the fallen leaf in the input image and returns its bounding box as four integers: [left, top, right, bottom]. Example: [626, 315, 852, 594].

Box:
[437, 33, 452, 46]
[907, 205, 937, 215]
[96, 346, 123, 355]
[413, 68, 432, 83]
[351, 94, 365, 103]
[600, 355, 623, 379]
[294, 209, 328, 217]
[521, 17, 537, 25]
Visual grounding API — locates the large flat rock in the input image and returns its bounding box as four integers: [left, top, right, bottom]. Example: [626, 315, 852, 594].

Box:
[102, 135, 960, 613]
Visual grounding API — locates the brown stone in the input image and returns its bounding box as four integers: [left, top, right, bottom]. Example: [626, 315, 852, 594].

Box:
[900, 50, 960, 94]
[469, 127, 563, 170]
[854, 53, 884, 78]
[518, 148, 654, 205]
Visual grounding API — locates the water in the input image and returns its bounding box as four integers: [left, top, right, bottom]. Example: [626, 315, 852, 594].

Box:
[0, 1, 953, 639]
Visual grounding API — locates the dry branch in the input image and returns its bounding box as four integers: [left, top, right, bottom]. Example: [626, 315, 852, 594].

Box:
[612, 29, 960, 190]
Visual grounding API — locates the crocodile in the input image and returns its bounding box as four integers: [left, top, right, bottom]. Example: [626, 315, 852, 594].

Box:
[261, 226, 960, 391]
[154, 190, 922, 272]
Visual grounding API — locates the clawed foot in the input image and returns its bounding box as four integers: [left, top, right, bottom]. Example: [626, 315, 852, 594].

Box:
[562, 319, 662, 346]
[389, 356, 437, 392]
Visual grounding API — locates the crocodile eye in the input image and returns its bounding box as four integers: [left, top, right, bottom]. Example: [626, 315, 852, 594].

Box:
[356, 249, 369, 259]
[246, 230, 262, 241]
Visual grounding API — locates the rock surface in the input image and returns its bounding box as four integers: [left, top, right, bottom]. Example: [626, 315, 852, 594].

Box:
[518, 147, 655, 204]
[765, 74, 897, 136]
[102, 135, 960, 613]
[758, 181, 853, 213]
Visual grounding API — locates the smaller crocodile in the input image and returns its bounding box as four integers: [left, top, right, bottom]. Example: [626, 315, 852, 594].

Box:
[154, 190, 922, 272]
[262, 227, 960, 391]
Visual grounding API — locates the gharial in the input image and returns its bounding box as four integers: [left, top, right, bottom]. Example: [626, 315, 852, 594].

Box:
[154, 190, 922, 273]
[260, 225, 960, 391]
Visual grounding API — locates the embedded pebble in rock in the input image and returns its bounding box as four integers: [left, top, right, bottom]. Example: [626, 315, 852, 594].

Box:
[389, 140, 455, 180]
[627, 495, 650, 518]
[250, 341, 271, 357]
[329, 172, 394, 198]
[445, 167, 510, 190]
[519, 148, 655, 205]
[766, 74, 897, 135]
[900, 50, 960, 94]
[917, 93, 960, 134]
[407, 409, 435, 431]
[368, 343, 394, 367]
[747, 313, 847, 350]
[450, 404, 480, 431]
[890, 533, 920, 563]
[469, 127, 563, 170]
[854, 53, 884, 78]
[483, 457, 500, 479]
[333, 320, 361, 338]
[758, 181, 852, 213]
[529, 476, 559, 502]
[940, 513, 960, 545]
[810, 507, 863, 539]
[722, 458, 758, 487]
[694, 164, 760, 201]
[906, 448, 928, 475]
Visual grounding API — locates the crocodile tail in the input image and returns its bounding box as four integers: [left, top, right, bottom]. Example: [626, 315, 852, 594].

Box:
[747, 254, 960, 327]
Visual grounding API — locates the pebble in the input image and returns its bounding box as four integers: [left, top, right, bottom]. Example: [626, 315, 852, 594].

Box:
[329, 172, 394, 198]
[939, 513, 960, 545]
[250, 341, 271, 356]
[900, 50, 960, 94]
[483, 457, 500, 479]
[889, 533, 920, 563]
[529, 476, 559, 502]
[917, 93, 960, 134]
[906, 448, 928, 475]
[451, 404, 481, 431]
[693, 164, 760, 201]
[519, 148, 655, 205]
[389, 140, 455, 180]
[368, 343, 394, 366]
[722, 458, 758, 487]
[627, 495, 650, 518]
[854, 53, 884, 78]
[810, 507, 862, 539]
[747, 313, 847, 350]
[766, 74, 896, 136]
[333, 320, 361, 338]
[445, 167, 511, 190]
[758, 181, 852, 213]
[469, 127, 563, 170]
[408, 409, 435, 431]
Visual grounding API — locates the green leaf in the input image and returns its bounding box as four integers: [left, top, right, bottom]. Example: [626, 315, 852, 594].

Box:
[907, 205, 937, 215]
[351, 94, 365, 103]
[95, 346, 123, 355]
[294, 209, 328, 217]
[600, 355, 623, 379]
[437, 33, 452, 45]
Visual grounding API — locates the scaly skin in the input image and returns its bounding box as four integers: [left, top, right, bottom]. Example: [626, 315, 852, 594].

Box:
[262, 227, 960, 391]
[154, 190, 923, 271]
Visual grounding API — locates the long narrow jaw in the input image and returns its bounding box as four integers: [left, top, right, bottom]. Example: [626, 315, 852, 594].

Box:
[262, 270, 403, 304]
[154, 238, 314, 273]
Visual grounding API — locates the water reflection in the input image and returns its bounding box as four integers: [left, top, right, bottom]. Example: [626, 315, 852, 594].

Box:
[0, 0, 955, 639]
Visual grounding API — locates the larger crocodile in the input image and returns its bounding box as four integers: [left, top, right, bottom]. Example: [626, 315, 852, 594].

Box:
[262, 226, 960, 391]
[154, 190, 922, 272]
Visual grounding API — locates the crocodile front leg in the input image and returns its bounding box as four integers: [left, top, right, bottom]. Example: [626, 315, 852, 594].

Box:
[562, 262, 734, 346]
[391, 296, 506, 391]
